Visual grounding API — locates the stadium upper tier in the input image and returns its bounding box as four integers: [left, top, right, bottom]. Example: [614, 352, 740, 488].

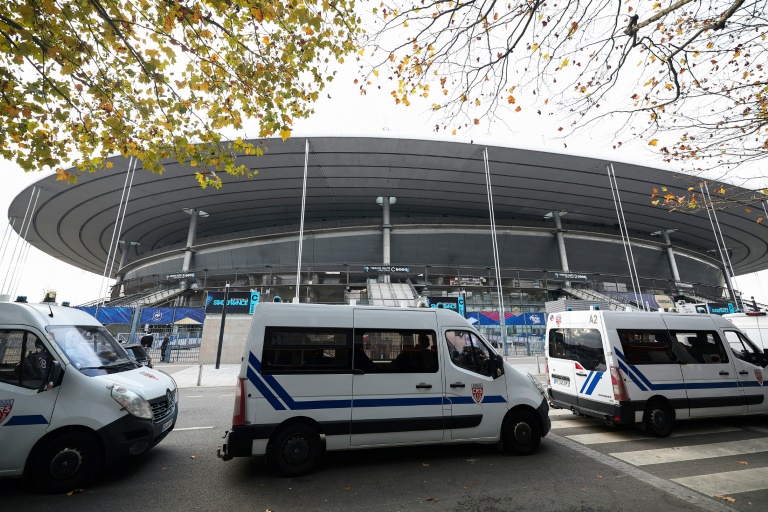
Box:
[7, 136, 768, 292]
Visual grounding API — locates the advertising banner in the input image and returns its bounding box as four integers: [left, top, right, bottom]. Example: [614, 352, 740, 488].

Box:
[426, 296, 465, 316]
[465, 311, 545, 326]
[205, 291, 257, 314]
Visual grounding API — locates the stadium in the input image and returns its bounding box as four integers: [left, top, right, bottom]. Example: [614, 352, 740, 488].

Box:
[7, 136, 768, 348]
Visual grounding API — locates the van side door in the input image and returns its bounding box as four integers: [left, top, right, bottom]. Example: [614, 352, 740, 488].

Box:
[662, 316, 743, 418]
[0, 329, 61, 474]
[443, 328, 508, 441]
[546, 326, 578, 410]
[722, 329, 768, 414]
[350, 309, 444, 447]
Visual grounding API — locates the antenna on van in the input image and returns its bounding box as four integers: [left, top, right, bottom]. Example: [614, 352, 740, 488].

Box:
[47, 303, 54, 317]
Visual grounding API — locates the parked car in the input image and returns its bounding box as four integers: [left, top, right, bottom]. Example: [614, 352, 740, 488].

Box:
[123, 343, 153, 368]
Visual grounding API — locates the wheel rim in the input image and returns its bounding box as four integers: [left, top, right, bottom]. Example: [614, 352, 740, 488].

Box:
[49, 447, 83, 479]
[282, 434, 310, 466]
[513, 421, 533, 445]
[652, 409, 668, 430]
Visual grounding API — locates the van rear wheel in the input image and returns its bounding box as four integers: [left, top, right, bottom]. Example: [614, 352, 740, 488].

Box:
[268, 423, 322, 476]
[502, 410, 541, 455]
[644, 401, 674, 437]
[29, 431, 102, 494]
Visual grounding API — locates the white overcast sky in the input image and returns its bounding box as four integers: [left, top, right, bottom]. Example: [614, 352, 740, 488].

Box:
[2, 51, 768, 306]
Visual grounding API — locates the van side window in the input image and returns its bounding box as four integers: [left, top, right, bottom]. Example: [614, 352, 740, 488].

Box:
[445, 330, 493, 377]
[723, 330, 762, 365]
[671, 331, 728, 365]
[262, 327, 351, 374]
[548, 328, 605, 372]
[0, 330, 51, 389]
[616, 330, 677, 365]
[353, 330, 438, 374]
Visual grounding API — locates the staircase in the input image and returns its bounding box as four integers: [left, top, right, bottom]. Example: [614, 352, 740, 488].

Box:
[106, 286, 184, 307]
[562, 286, 638, 311]
[367, 282, 417, 307]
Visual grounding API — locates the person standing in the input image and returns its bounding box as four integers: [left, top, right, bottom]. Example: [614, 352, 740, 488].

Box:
[161, 333, 170, 363]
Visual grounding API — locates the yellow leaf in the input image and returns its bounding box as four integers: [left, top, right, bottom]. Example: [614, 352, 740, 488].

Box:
[662, 187, 667, 192]
[279, 128, 291, 141]
[373, 70, 379, 77]
[562, 59, 569, 67]
[652, 200, 660, 205]
[758, 218, 764, 224]
[649, 139, 659, 146]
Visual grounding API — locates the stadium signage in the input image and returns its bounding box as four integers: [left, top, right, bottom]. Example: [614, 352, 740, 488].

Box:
[363, 265, 411, 274]
[552, 272, 588, 281]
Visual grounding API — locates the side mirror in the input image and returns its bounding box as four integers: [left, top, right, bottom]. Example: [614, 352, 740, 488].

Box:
[42, 361, 63, 391]
[494, 354, 505, 379]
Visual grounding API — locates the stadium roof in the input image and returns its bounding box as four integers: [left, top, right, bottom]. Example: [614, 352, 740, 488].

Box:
[8, 136, 768, 276]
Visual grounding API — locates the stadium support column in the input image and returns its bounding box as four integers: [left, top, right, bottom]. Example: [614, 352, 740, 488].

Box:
[113, 241, 140, 298]
[377, 196, 396, 284]
[181, 208, 208, 289]
[547, 211, 569, 272]
[660, 230, 681, 282]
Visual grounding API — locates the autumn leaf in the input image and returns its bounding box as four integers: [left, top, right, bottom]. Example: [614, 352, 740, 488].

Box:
[758, 218, 764, 224]
[507, 95, 516, 104]
[649, 139, 659, 146]
[651, 188, 658, 198]
[737, 460, 749, 465]
[515, 106, 521, 112]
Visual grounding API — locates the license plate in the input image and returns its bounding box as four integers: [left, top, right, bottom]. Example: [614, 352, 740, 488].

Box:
[161, 419, 174, 432]
[553, 377, 570, 386]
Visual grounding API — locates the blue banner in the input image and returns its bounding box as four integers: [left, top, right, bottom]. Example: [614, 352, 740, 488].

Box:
[140, 308, 175, 324]
[173, 307, 205, 323]
[77, 307, 133, 324]
[465, 311, 545, 326]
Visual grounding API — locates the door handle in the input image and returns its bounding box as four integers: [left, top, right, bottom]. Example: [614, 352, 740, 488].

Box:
[739, 371, 749, 375]
[416, 383, 432, 389]
[719, 371, 730, 376]
[576, 372, 588, 376]
[450, 382, 465, 388]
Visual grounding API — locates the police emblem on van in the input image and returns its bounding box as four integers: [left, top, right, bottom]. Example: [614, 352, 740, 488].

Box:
[471, 383, 484, 404]
[0, 399, 14, 424]
[756, 369, 764, 386]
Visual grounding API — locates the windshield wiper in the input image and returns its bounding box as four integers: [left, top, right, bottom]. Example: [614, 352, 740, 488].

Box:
[79, 361, 134, 370]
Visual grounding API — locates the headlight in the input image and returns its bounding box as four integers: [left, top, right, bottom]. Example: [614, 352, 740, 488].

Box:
[111, 385, 153, 419]
[527, 372, 546, 396]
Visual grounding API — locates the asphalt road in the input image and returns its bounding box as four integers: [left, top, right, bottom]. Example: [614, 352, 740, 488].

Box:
[4, 387, 766, 512]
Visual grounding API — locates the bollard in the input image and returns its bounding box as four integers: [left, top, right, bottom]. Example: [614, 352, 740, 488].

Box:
[197, 362, 203, 387]
[536, 355, 541, 374]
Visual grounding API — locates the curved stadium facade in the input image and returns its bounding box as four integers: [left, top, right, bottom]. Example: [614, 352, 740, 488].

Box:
[8, 136, 768, 339]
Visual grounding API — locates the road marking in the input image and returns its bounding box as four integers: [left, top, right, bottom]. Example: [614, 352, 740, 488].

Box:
[568, 425, 741, 445]
[548, 433, 738, 512]
[174, 426, 215, 431]
[550, 419, 601, 429]
[673, 467, 768, 496]
[611, 438, 768, 466]
[184, 395, 204, 398]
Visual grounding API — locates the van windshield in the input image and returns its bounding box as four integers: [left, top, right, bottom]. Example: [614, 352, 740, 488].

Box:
[46, 325, 137, 376]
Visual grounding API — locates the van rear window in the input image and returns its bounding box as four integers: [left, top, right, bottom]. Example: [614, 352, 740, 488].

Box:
[548, 328, 605, 371]
[616, 330, 677, 365]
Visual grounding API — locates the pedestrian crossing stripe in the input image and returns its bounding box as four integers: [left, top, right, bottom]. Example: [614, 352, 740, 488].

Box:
[611, 437, 768, 466]
[566, 425, 740, 445]
[672, 467, 768, 496]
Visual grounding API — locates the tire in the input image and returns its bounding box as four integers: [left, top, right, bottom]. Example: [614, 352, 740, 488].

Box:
[30, 431, 102, 494]
[268, 423, 322, 476]
[644, 400, 674, 438]
[502, 410, 541, 455]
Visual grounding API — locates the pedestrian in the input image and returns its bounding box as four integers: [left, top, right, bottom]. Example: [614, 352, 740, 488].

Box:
[161, 333, 170, 363]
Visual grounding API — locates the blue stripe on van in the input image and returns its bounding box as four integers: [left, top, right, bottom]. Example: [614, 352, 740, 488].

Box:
[579, 371, 594, 394]
[3, 415, 48, 426]
[617, 360, 648, 391]
[449, 395, 507, 405]
[614, 348, 740, 391]
[246, 366, 286, 410]
[248, 352, 262, 373]
[585, 372, 602, 395]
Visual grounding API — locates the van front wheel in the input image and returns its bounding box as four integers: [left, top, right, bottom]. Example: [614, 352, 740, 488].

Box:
[644, 401, 674, 437]
[502, 410, 541, 455]
[268, 423, 322, 476]
[30, 431, 102, 494]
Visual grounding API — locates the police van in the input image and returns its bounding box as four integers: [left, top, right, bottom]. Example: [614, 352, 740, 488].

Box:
[0, 298, 179, 492]
[218, 303, 550, 475]
[546, 310, 768, 437]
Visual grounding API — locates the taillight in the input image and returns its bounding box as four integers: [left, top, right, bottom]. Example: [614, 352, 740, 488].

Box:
[610, 365, 629, 401]
[232, 377, 247, 426]
[545, 359, 550, 386]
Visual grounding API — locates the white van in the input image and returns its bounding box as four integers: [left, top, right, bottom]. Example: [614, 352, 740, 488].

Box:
[724, 311, 768, 351]
[546, 310, 768, 437]
[218, 303, 550, 475]
[0, 300, 179, 492]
